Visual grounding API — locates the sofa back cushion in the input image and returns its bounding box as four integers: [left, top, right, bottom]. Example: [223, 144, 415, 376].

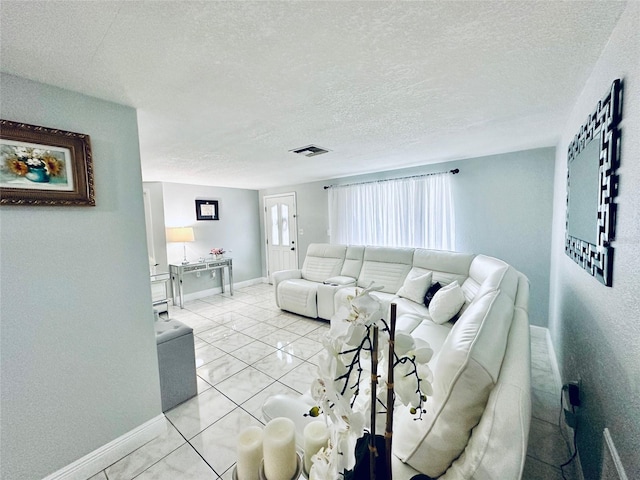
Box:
[357, 246, 414, 293]
[412, 249, 474, 288]
[301, 244, 346, 282]
[393, 289, 515, 477]
[341, 245, 365, 279]
[462, 255, 519, 303]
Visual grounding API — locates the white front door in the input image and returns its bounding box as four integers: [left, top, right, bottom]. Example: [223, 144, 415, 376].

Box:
[265, 193, 298, 281]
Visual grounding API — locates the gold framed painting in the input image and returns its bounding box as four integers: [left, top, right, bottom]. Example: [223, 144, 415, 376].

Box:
[0, 119, 95, 206]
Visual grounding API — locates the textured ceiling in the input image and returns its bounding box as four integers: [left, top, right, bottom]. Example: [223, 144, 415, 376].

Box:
[0, 1, 626, 190]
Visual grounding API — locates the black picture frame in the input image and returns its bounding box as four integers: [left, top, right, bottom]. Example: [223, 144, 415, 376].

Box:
[565, 79, 622, 287]
[195, 199, 219, 220]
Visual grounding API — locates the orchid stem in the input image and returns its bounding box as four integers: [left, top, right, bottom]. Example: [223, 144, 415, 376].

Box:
[370, 325, 379, 480]
[385, 303, 397, 480]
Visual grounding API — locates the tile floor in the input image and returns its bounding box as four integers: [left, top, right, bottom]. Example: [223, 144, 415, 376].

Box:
[88, 283, 577, 480]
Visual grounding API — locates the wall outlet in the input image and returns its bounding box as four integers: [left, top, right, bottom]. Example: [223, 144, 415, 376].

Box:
[196, 271, 201, 278]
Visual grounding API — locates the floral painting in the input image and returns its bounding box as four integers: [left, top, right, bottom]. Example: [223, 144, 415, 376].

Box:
[0, 120, 94, 206]
[0, 141, 74, 191]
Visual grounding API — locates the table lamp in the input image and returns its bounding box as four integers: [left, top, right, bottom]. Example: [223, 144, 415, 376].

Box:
[166, 227, 195, 265]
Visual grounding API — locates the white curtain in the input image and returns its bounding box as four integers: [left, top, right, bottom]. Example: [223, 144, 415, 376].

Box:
[328, 173, 455, 250]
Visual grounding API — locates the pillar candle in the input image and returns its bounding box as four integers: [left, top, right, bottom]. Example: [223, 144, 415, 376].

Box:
[237, 426, 264, 480]
[263, 417, 297, 480]
[303, 421, 328, 474]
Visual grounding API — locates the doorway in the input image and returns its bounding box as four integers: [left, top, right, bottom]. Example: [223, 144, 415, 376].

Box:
[264, 193, 299, 281]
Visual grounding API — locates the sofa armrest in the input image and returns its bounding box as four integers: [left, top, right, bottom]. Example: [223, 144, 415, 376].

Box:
[317, 279, 355, 320]
[272, 270, 302, 308]
[273, 269, 302, 285]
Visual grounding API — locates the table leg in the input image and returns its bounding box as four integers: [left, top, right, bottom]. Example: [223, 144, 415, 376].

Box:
[170, 273, 177, 306]
[229, 263, 234, 296]
[178, 275, 185, 309]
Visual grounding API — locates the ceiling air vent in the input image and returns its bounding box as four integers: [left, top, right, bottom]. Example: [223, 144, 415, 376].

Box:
[290, 145, 331, 157]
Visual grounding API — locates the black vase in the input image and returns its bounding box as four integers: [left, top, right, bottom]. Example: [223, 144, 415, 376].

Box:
[343, 433, 436, 480]
[344, 433, 388, 480]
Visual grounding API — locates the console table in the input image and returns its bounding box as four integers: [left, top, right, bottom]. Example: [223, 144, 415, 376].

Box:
[150, 272, 170, 313]
[169, 258, 233, 309]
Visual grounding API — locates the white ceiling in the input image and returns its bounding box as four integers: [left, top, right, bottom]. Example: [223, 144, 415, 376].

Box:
[0, 1, 626, 190]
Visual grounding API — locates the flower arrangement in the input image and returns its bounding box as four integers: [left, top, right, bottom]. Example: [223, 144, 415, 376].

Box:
[210, 247, 225, 257]
[307, 284, 434, 480]
[3, 146, 65, 183]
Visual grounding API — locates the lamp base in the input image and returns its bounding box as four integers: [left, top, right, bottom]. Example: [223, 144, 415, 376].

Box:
[181, 243, 189, 265]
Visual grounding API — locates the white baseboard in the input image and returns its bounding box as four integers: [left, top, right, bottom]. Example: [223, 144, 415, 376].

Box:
[43, 414, 165, 480]
[182, 277, 269, 303]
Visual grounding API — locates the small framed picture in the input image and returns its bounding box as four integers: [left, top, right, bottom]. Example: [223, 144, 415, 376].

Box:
[195, 199, 219, 220]
[0, 119, 95, 206]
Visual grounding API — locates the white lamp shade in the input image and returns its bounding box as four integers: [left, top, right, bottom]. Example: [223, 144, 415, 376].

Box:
[166, 227, 195, 243]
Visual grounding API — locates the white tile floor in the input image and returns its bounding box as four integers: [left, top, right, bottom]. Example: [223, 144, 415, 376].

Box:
[88, 283, 577, 480]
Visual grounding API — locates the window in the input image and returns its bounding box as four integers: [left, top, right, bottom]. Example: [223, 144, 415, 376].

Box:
[328, 173, 455, 250]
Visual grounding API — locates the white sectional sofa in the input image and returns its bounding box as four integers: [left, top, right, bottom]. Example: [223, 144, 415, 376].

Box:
[266, 244, 531, 479]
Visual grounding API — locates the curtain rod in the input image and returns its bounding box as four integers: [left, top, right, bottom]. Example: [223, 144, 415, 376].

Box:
[323, 168, 459, 190]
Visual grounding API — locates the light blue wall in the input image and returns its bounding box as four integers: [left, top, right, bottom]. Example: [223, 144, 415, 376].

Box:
[160, 182, 263, 295]
[548, 4, 640, 478]
[144, 181, 169, 270]
[260, 147, 555, 327]
[0, 74, 162, 478]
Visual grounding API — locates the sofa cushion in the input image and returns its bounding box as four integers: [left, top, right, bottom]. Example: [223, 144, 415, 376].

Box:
[393, 297, 431, 321]
[341, 245, 365, 278]
[423, 282, 442, 307]
[428, 281, 465, 325]
[357, 246, 414, 293]
[394, 313, 425, 335]
[409, 318, 454, 353]
[394, 289, 515, 477]
[413, 248, 474, 287]
[333, 287, 397, 316]
[301, 244, 346, 282]
[397, 268, 433, 304]
[462, 255, 519, 303]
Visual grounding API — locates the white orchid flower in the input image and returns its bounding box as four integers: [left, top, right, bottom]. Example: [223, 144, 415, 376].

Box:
[394, 361, 420, 406]
[309, 446, 338, 480]
[331, 410, 366, 473]
[348, 284, 384, 326]
[417, 363, 434, 396]
[411, 338, 434, 364]
[394, 332, 416, 356]
[344, 323, 367, 347]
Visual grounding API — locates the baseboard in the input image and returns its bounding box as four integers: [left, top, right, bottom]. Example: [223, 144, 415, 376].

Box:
[542, 326, 563, 394]
[182, 277, 269, 303]
[43, 414, 165, 480]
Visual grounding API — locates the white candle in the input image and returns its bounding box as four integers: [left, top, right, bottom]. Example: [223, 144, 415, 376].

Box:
[263, 417, 297, 480]
[237, 426, 264, 480]
[303, 421, 328, 474]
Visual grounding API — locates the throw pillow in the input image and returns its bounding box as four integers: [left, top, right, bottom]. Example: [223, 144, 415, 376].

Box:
[396, 269, 433, 304]
[423, 282, 442, 307]
[428, 281, 465, 324]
